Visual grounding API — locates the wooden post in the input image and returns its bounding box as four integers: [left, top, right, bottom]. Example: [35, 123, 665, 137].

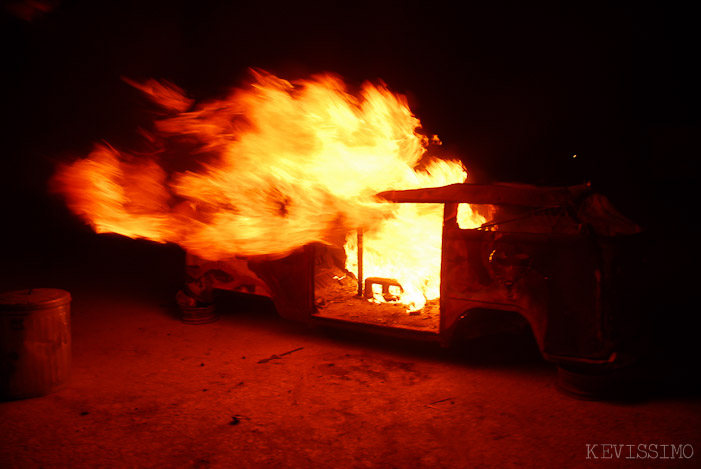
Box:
[357, 229, 364, 297]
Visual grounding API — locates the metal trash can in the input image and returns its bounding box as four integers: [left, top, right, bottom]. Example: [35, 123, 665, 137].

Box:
[0, 288, 71, 400]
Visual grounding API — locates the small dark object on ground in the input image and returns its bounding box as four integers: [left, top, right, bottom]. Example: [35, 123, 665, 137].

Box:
[258, 347, 304, 364]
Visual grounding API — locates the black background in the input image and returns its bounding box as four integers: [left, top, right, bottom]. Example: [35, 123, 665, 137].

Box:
[1, 1, 698, 286]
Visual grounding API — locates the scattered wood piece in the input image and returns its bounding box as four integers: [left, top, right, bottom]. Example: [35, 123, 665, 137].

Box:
[425, 397, 456, 409]
[257, 347, 304, 364]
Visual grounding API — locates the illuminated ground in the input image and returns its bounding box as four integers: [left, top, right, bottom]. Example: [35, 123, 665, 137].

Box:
[1, 241, 700, 468]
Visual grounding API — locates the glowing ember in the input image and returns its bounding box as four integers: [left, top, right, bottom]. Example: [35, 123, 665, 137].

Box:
[52, 69, 484, 311]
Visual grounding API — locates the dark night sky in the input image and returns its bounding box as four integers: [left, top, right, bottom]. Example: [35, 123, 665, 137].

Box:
[1, 0, 698, 268]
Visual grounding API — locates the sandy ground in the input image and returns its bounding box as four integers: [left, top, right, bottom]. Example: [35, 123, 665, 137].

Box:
[1, 242, 700, 468]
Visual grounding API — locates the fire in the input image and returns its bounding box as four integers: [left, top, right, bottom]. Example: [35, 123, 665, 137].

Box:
[344, 163, 484, 311]
[52, 69, 484, 311]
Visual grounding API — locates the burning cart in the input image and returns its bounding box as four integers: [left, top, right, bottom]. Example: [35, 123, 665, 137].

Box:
[184, 182, 648, 396]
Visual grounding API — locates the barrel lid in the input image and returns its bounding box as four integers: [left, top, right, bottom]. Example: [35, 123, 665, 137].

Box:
[0, 288, 72, 311]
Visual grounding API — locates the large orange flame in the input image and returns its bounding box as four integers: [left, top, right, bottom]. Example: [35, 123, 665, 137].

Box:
[53, 70, 484, 310]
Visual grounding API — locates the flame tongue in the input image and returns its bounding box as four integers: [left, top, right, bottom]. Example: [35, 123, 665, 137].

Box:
[53, 70, 484, 310]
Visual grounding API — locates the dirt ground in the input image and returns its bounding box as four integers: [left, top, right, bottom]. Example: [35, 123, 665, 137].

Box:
[1, 241, 700, 468]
